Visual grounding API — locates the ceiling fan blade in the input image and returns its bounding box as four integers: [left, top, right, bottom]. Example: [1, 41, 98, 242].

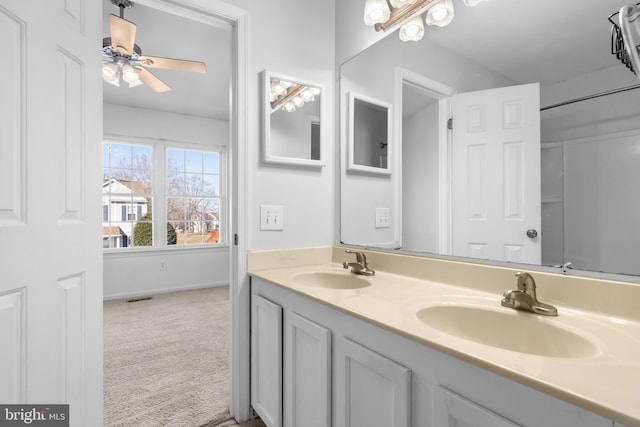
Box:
[136, 67, 171, 93]
[109, 14, 137, 55]
[138, 55, 206, 73]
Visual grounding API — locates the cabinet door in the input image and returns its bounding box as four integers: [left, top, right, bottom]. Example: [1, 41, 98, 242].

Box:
[432, 386, 519, 427]
[284, 312, 332, 427]
[251, 295, 283, 427]
[335, 337, 412, 427]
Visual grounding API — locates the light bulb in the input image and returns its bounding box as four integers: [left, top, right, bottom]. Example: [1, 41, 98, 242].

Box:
[272, 83, 285, 96]
[425, 0, 454, 27]
[364, 0, 391, 26]
[309, 87, 321, 96]
[280, 80, 294, 88]
[121, 64, 139, 83]
[283, 101, 296, 112]
[293, 96, 304, 107]
[102, 62, 118, 81]
[301, 89, 314, 102]
[399, 15, 424, 41]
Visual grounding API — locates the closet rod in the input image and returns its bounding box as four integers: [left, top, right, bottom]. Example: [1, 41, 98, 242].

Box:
[540, 83, 640, 111]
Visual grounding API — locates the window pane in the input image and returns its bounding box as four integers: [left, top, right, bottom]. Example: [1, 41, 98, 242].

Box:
[103, 141, 153, 249]
[167, 197, 186, 221]
[166, 147, 222, 246]
[186, 151, 203, 173]
[203, 175, 218, 196]
[109, 143, 132, 169]
[186, 174, 204, 195]
[167, 148, 184, 172]
[203, 152, 219, 174]
[167, 171, 184, 195]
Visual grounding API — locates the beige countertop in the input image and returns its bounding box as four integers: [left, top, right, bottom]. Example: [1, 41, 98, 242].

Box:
[248, 246, 640, 427]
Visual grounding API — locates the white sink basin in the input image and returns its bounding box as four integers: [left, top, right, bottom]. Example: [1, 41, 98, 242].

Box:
[293, 271, 371, 290]
[416, 305, 599, 358]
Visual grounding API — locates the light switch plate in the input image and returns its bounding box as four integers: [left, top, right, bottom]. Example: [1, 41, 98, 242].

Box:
[260, 205, 284, 230]
[375, 207, 391, 228]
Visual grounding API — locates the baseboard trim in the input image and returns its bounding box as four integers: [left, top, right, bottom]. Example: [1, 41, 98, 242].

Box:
[103, 282, 228, 301]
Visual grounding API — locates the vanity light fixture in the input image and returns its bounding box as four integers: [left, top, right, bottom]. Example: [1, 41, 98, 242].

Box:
[366, 0, 487, 42]
[270, 79, 320, 112]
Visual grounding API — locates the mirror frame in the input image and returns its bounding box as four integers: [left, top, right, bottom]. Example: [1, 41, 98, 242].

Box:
[261, 70, 325, 168]
[347, 91, 393, 175]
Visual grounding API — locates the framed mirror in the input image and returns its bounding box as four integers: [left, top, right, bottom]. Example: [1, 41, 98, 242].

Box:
[339, 0, 640, 281]
[261, 70, 324, 167]
[347, 92, 392, 174]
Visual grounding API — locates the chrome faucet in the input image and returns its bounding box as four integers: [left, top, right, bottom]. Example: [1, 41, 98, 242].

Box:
[343, 250, 375, 276]
[501, 272, 558, 316]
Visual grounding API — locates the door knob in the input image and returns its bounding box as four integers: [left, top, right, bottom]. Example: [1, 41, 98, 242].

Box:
[526, 229, 538, 238]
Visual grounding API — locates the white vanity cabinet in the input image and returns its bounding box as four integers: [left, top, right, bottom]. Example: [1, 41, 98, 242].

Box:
[250, 277, 615, 427]
[251, 294, 283, 427]
[432, 386, 519, 427]
[283, 311, 332, 427]
[251, 292, 333, 427]
[335, 337, 411, 427]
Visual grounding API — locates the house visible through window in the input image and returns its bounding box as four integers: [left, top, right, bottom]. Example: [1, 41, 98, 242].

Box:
[102, 140, 225, 249]
[103, 141, 153, 248]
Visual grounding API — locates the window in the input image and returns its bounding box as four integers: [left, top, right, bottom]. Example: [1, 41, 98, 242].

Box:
[102, 140, 225, 250]
[167, 148, 222, 245]
[103, 141, 153, 248]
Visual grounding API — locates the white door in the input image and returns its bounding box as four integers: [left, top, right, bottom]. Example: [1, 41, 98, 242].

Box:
[0, 1, 103, 426]
[451, 83, 541, 264]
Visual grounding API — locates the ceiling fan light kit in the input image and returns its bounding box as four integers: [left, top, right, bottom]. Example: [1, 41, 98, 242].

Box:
[102, 0, 206, 93]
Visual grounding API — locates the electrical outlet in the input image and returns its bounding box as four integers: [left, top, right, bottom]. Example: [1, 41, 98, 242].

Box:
[375, 208, 391, 228]
[159, 260, 166, 271]
[260, 205, 284, 230]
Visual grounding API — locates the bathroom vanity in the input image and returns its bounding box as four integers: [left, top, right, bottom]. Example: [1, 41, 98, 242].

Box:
[248, 246, 640, 427]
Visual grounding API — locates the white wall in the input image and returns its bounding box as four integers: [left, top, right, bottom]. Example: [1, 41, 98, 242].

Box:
[226, 0, 336, 251]
[340, 32, 514, 247]
[103, 103, 231, 299]
[402, 101, 439, 253]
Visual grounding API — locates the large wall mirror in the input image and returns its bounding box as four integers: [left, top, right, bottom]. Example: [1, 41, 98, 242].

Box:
[340, 0, 640, 280]
[262, 70, 324, 167]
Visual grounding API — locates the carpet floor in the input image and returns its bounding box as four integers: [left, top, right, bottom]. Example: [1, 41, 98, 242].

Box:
[104, 286, 264, 427]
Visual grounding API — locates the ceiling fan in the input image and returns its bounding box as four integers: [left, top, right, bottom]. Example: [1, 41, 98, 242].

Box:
[102, 0, 206, 92]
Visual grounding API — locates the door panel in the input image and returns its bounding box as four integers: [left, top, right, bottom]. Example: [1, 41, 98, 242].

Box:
[451, 83, 541, 264]
[0, 1, 103, 425]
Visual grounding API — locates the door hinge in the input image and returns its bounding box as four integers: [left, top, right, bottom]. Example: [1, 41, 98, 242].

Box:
[234, 233, 239, 245]
[447, 117, 453, 130]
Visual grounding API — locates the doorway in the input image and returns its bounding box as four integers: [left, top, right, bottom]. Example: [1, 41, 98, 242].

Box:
[396, 68, 454, 254]
[101, 0, 243, 424]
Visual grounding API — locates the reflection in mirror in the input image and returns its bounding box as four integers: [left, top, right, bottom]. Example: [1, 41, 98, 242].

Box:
[262, 70, 323, 167]
[348, 92, 392, 174]
[340, 0, 640, 279]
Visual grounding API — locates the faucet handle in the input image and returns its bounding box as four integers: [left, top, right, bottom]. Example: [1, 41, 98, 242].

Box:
[345, 249, 364, 264]
[515, 271, 535, 292]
